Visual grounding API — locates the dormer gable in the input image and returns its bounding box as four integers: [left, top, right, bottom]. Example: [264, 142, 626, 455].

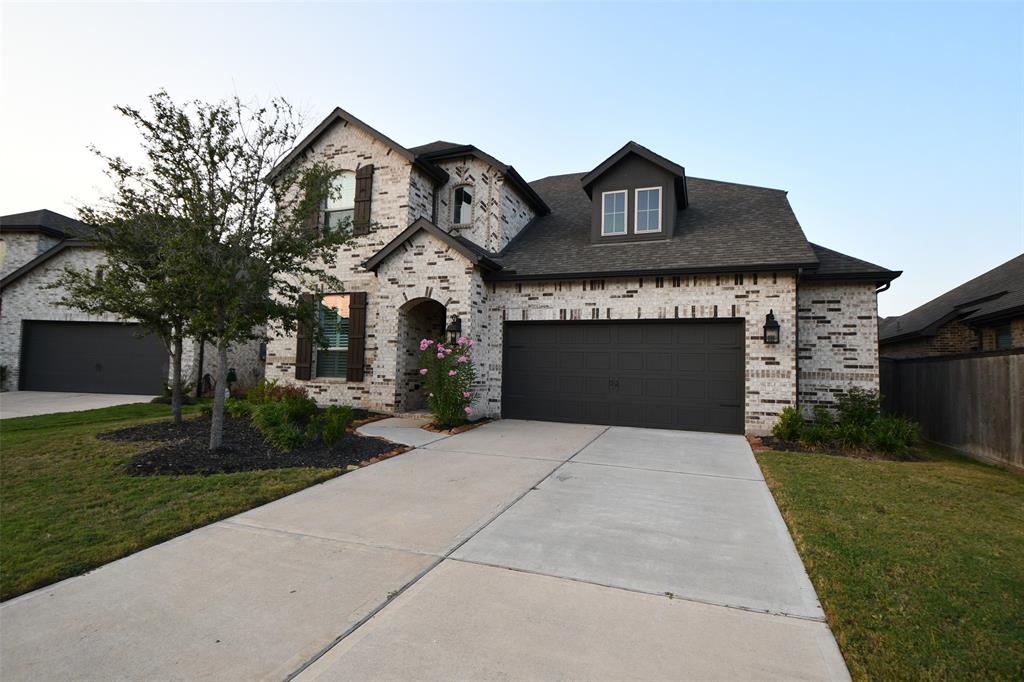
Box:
[581, 142, 689, 244]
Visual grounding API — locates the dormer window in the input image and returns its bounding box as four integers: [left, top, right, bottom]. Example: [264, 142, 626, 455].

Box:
[453, 185, 474, 226]
[635, 187, 662, 233]
[324, 171, 356, 231]
[601, 190, 627, 235]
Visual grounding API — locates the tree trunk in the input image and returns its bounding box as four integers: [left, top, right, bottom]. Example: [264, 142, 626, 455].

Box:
[171, 334, 183, 425]
[208, 340, 229, 450]
[194, 335, 205, 399]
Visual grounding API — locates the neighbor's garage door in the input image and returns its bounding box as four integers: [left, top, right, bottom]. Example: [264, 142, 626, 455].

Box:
[20, 321, 168, 394]
[502, 321, 744, 433]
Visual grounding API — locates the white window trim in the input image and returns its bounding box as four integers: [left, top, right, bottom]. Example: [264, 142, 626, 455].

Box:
[452, 184, 474, 227]
[634, 186, 663, 234]
[600, 189, 628, 236]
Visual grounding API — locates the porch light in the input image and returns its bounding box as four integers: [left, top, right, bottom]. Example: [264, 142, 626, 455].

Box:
[763, 310, 781, 344]
[446, 315, 462, 344]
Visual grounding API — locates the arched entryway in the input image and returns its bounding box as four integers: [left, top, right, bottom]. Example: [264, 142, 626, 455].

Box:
[396, 297, 447, 412]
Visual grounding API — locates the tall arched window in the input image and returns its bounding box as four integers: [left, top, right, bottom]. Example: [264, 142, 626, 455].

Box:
[324, 171, 356, 231]
[452, 185, 473, 226]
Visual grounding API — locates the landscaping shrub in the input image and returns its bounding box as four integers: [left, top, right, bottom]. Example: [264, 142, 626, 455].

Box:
[801, 422, 832, 447]
[321, 405, 355, 447]
[251, 401, 306, 451]
[417, 336, 477, 428]
[224, 397, 253, 418]
[871, 415, 920, 454]
[834, 421, 870, 450]
[772, 406, 804, 442]
[836, 388, 881, 429]
[248, 378, 309, 405]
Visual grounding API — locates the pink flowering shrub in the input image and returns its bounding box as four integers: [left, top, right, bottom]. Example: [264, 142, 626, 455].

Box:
[418, 335, 476, 427]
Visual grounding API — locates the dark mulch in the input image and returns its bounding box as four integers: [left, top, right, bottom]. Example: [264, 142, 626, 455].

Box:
[759, 436, 924, 462]
[100, 415, 401, 476]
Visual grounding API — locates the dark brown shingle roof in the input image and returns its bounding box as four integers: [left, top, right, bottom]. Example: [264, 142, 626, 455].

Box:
[879, 253, 1024, 342]
[488, 173, 820, 280]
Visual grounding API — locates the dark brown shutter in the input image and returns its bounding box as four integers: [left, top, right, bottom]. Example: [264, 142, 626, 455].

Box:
[353, 165, 373, 236]
[346, 291, 367, 381]
[295, 293, 314, 380]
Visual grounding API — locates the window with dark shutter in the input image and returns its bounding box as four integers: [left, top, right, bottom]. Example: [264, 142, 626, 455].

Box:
[346, 292, 367, 381]
[294, 293, 314, 380]
[353, 165, 374, 236]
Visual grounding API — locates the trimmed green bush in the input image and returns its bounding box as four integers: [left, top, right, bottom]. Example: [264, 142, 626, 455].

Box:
[251, 401, 306, 451]
[224, 398, 253, 418]
[322, 405, 355, 447]
[801, 423, 832, 447]
[836, 388, 881, 429]
[835, 421, 870, 450]
[772, 406, 804, 442]
[871, 415, 920, 454]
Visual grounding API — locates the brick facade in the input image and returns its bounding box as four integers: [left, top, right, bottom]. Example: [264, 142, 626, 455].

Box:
[797, 282, 881, 415]
[262, 117, 883, 435]
[0, 243, 263, 393]
[0, 232, 61, 279]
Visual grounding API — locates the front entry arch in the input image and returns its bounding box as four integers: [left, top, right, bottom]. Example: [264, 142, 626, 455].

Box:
[396, 297, 447, 411]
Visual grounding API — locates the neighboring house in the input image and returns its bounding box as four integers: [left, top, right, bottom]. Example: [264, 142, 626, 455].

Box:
[879, 254, 1024, 358]
[0, 209, 264, 394]
[262, 107, 900, 435]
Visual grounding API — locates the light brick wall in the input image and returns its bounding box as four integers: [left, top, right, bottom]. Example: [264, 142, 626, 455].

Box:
[797, 281, 880, 414]
[264, 119, 421, 409]
[0, 233, 61, 279]
[480, 272, 799, 434]
[0, 246, 120, 389]
[433, 157, 536, 252]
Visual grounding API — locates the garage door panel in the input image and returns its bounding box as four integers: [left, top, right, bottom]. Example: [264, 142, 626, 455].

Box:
[20, 321, 166, 394]
[502, 322, 744, 434]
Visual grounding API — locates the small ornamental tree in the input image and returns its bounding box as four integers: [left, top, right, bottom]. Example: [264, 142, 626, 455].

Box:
[417, 336, 476, 427]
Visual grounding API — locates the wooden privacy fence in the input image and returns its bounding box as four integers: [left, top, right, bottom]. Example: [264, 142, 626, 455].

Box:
[880, 349, 1023, 471]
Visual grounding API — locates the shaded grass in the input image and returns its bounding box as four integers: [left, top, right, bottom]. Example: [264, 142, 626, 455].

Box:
[1, 403, 340, 600]
[757, 445, 1024, 681]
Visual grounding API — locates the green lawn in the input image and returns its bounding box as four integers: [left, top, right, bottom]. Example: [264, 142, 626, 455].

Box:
[757, 446, 1024, 681]
[0, 403, 339, 601]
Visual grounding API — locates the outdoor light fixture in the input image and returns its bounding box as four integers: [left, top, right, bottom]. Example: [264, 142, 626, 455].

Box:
[446, 315, 462, 344]
[763, 309, 781, 344]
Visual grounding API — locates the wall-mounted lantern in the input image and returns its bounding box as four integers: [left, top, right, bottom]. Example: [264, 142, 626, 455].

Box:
[446, 315, 462, 344]
[763, 310, 781, 344]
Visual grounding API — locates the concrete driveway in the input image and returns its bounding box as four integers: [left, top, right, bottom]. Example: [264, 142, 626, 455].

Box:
[0, 420, 848, 681]
[0, 391, 156, 418]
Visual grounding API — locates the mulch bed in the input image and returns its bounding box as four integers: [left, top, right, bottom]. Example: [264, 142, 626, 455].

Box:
[100, 415, 407, 476]
[758, 435, 923, 462]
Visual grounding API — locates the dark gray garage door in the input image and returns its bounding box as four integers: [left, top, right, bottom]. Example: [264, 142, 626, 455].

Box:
[20, 321, 168, 394]
[502, 321, 745, 433]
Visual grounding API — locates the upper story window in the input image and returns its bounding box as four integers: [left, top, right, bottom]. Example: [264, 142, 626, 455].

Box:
[601, 190, 627, 235]
[453, 185, 474, 226]
[635, 187, 662, 233]
[324, 171, 356, 231]
[316, 294, 350, 378]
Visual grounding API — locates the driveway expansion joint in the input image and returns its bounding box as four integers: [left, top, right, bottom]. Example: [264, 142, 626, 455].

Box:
[567, 458, 766, 482]
[217, 520, 443, 559]
[282, 425, 612, 681]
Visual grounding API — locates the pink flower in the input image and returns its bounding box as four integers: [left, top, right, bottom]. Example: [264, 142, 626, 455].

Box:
[457, 355, 468, 363]
[443, 347, 453, 354]
[468, 339, 476, 347]
[464, 406, 473, 414]
[448, 370, 457, 376]
[419, 339, 434, 351]
[463, 391, 471, 398]
[457, 336, 468, 346]
[437, 352, 445, 359]
[419, 368, 428, 375]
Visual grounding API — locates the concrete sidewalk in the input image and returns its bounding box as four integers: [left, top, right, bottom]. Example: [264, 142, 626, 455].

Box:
[0, 391, 156, 419]
[1, 420, 848, 681]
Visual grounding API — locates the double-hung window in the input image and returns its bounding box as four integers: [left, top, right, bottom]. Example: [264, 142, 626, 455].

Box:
[316, 294, 350, 378]
[453, 185, 473, 226]
[601, 190, 627, 235]
[635, 187, 662, 233]
[323, 171, 356, 232]
[995, 324, 1012, 350]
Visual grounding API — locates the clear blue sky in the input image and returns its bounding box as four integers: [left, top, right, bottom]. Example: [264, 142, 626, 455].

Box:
[2, 2, 1021, 317]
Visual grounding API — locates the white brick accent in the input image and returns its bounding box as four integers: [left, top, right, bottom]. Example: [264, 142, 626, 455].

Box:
[1, 233, 61, 279]
[797, 281, 881, 414]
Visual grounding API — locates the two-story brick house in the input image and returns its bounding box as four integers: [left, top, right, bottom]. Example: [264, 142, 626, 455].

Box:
[263, 107, 901, 435]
